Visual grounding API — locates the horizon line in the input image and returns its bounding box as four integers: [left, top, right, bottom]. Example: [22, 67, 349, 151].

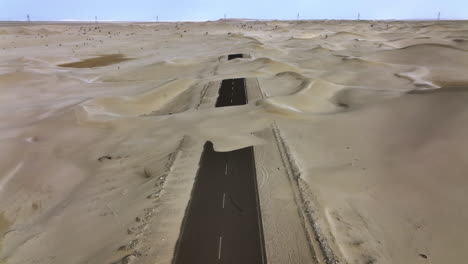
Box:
[1, 17, 468, 23]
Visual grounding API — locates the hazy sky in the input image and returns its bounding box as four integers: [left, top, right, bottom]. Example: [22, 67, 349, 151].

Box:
[1, 0, 467, 21]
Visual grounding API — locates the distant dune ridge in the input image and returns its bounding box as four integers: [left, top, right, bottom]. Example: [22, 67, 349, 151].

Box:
[1, 20, 468, 264]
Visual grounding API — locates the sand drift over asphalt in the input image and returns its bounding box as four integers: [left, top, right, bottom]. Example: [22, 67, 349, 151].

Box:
[1, 20, 468, 264]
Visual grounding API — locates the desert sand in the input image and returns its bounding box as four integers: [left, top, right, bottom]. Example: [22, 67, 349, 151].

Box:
[1, 19, 468, 264]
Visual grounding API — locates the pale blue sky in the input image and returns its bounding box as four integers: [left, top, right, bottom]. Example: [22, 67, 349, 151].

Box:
[1, 0, 467, 21]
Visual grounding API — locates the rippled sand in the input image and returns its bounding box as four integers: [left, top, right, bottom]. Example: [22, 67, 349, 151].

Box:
[1, 20, 468, 264]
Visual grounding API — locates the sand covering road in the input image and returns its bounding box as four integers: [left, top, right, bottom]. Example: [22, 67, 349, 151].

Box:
[1, 20, 468, 264]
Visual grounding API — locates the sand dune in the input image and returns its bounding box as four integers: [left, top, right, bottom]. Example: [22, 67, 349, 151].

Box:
[367, 43, 468, 88]
[80, 79, 194, 117]
[1, 20, 468, 264]
[258, 79, 344, 115]
[281, 86, 468, 264]
[367, 43, 468, 66]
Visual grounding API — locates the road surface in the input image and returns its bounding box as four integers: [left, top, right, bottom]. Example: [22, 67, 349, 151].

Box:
[173, 54, 266, 264]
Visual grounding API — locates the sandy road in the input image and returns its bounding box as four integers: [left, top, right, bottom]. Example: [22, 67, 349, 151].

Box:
[173, 54, 266, 264]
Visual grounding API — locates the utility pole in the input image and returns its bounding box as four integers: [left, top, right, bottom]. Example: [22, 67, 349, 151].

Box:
[27, 14, 30, 23]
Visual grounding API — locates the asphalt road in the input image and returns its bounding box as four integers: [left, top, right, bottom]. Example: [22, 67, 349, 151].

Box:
[215, 78, 247, 107]
[174, 54, 266, 264]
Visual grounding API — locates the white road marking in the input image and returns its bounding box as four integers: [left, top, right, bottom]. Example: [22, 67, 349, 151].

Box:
[222, 193, 226, 209]
[225, 163, 228, 175]
[218, 236, 223, 260]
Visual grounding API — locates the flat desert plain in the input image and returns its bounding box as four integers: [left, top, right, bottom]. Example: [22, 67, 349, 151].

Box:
[1, 20, 468, 264]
